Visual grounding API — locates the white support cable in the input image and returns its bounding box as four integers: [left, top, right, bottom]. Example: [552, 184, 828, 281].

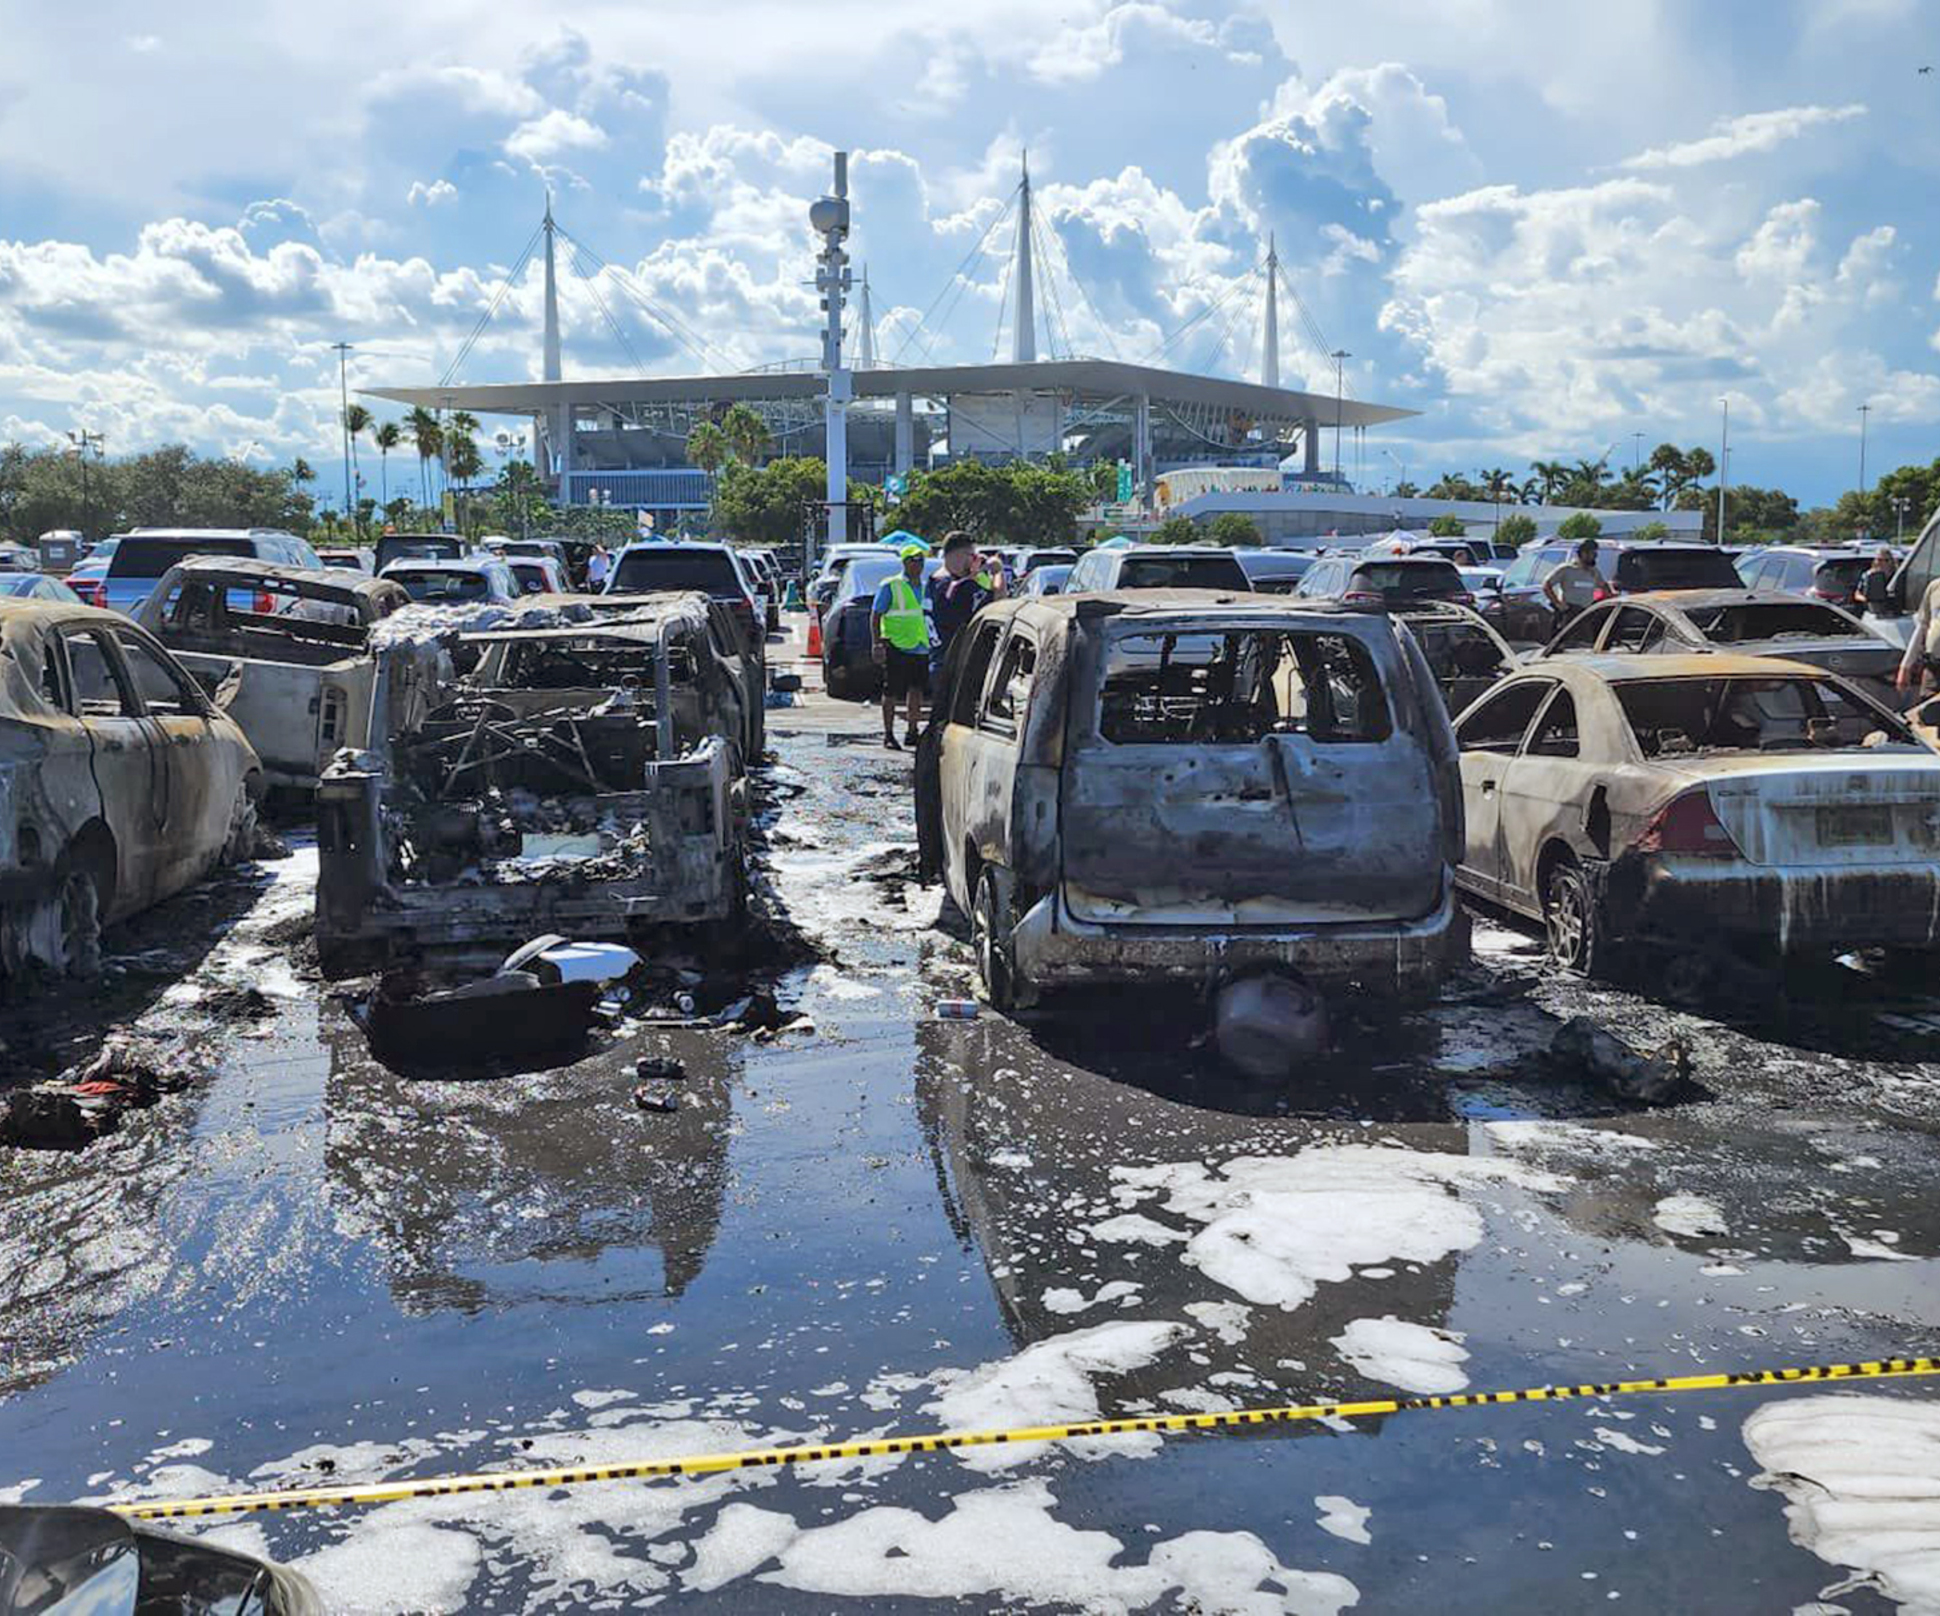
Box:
[989, 237, 1017, 363]
[892, 188, 1018, 366]
[558, 225, 732, 372]
[1197, 277, 1259, 377]
[1274, 259, 1335, 372]
[1032, 202, 1123, 361]
[1139, 257, 1264, 368]
[440, 223, 545, 388]
[564, 244, 652, 376]
[1030, 207, 1078, 361]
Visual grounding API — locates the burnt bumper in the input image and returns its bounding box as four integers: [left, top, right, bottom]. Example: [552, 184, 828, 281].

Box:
[1604, 856, 1940, 953]
[1011, 883, 1461, 999]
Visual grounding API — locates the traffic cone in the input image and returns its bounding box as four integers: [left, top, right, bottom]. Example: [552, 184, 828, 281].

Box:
[806, 610, 822, 660]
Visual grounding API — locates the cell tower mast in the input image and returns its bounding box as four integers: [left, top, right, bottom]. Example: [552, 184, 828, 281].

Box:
[1262, 233, 1280, 389]
[1013, 155, 1036, 363]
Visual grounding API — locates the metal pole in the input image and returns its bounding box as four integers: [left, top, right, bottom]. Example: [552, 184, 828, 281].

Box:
[1632, 432, 1643, 472]
[1858, 402, 1871, 499]
[1330, 350, 1350, 484]
[812, 151, 853, 565]
[332, 342, 354, 528]
[1716, 397, 1729, 545]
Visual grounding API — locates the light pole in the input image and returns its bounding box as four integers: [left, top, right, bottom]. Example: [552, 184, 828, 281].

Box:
[1330, 349, 1350, 485]
[331, 341, 354, 527]
[1632, 431, 1643, 472]
[1381, 447, 1408, 495]
[1895, 494, 1912, 541]
[1716, 397, 1729, 546]
[64, 428, 103, 539]
[1857, 401, 1871, 503]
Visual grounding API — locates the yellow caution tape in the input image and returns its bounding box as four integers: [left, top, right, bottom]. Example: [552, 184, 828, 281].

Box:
[107, 1354, 1940, 1521]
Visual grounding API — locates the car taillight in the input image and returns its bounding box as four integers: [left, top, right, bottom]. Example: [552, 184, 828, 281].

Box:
[1592, 583, 1614, 602]
[1636, 790, 1739, 856]
[1342, 590, 1383, 608]
[1812, 586, 1843, 603]
[253, 591, 276, 615]
[731, 597, 757, 636]
[73, 579, 105, 608]
[1451, 591, 1475, 608]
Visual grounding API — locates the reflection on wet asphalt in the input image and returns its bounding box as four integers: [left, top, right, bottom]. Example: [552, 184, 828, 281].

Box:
[2, 681, 1939, 1612]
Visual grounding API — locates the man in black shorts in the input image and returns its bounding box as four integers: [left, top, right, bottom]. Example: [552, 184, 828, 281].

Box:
[871, 541, 932, 749]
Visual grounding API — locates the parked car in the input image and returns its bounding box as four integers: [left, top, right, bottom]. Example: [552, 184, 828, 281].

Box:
[1063, 545, 1251, 593]
[606, 542, 764, 653]
[1532, 590, 1902, 704]
[506, 555, 573, 596]
[0, 544, 38, 572]
[1016, 564, 1073, 598]
[1018, 548, 1078, 576]
[1488, 540, 1746, 644]
[738, 548, 784, 632]
[1394, 601, 1518, 714]
[809, 544, 890, 619]
[1234, 550, 1316, 595]
[0, 573, 83, 604]
[134, 558, 412, 790]
[1736, 544, 1883, 608]
[375, 532, 467, 573]
[379, 556, 521, 605]
[916, 593, 1465, 1009]
[730, 550, 775, 636]
[96, 528, 322, 616]
[316, 593, 755, 975]
[1296, 554, 1472, 610]
[316, 548, 375, 574]
[1450, 653, 1940, 973]
[822, 551, 941, 700]
[63, 537, 118, 598]
[0, 601, 261, 976]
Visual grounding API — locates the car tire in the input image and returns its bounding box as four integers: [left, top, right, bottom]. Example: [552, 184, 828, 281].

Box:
[1543, 855, 1607, 977]
[973, 865, 1033, 1012]
[53, 863, 103, 979]
[823, 664, 853, 702]
[221, 777, 261, 866]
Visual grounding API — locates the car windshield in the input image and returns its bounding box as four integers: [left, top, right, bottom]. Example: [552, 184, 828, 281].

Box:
[838, 556, 903, 601]
[1099, 629, 1391, 744]
[1238, 554, 1313, 581]
[1681, 603, 1868, 643]
[1405, 618, 1513, 682]
[108, 537, 256, 577]
[611, 550, 741, 594]
[1814, 557, 1870, 595]
[396, 569, 491, 603]
[1354, 560, 1464, 595]
[1118, 554, 1250, 590]
[1614, 676, 1911, 756]
[1609, 548, 1741, 589]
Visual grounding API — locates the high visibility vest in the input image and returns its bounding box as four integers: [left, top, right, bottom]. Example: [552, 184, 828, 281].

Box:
[880, 575, 930, 652]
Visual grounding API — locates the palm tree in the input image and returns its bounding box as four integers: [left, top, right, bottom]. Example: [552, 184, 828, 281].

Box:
[720, 402, 771, 465]
[686, 421, 728, 476]
[405, 407, 442, 508]
[342, 404, 373, 533]
[1527, 459, 1569, 504]
[372, 421, 402, 509]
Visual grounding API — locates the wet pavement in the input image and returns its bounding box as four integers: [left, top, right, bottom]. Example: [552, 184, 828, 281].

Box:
[3, 634, 1940, 1612]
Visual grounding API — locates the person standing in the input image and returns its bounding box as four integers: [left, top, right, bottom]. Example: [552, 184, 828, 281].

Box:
[1861, 548, 1897, 616]
[871, 542, 933, 749]
[1541, 537, 1604, 629]
[587, 542, 612, 592]
[1897, 574, 1940, 696]
[925, 531, 1002, 681]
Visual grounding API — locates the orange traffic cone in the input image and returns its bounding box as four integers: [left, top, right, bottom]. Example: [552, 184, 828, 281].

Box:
[806, 610, 822, 660]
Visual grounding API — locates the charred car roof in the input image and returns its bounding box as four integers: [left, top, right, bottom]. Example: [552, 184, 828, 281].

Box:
[1528, 651, 1852, 682]
[0, 601, 161, 718]
[156, 554, 408, 604]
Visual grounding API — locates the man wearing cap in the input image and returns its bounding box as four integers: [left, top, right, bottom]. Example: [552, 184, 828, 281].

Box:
[871, 542, 933, 750]
[925, 531, 1002, 684]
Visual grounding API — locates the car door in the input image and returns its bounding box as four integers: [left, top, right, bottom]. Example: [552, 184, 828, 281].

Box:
[964, 627, 1040, 880]
[1603, 605, 1669, 654]
[936, 620, 1007, 907]
[1542, 602, 1615, 657]
[57, 624, 166, 918]
[1452, 679, 1554, 901]
[112, 625, 241, 897]
[1494, 684, 1590, 910]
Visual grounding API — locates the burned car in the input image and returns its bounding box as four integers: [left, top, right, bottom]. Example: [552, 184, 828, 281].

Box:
[0, 601, 260, 976]
[1394, 601, 1517, 714]
[917, 593, 1465, 1011]
[316, 593, 754, 975]
[1452, 653, 1940, 972]
[133, 557, 410, 791]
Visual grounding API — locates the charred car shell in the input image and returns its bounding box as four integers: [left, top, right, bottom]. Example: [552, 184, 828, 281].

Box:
[0, 601, 260, 976]
[917, 592, 1466, 1007]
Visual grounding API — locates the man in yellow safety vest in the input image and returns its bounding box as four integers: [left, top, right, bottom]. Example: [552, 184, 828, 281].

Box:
[871, 542, 934, 749]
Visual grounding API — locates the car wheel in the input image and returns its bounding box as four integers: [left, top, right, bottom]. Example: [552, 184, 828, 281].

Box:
[52, 864, 103, 979]
[1543, 855, 1606, 976]
[221, 777, 261, 865]
[973, 866, 1032, 1011]
[824, 664, 852, 701]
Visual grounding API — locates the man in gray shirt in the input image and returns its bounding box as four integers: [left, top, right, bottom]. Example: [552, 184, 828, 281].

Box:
[1542, 539, 1604, 626]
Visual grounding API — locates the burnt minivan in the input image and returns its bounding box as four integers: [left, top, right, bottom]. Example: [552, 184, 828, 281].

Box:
[916, 592, 1465, 1009]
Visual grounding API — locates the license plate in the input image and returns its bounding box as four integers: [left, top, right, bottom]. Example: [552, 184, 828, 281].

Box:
[1817, 805, 1893, 846]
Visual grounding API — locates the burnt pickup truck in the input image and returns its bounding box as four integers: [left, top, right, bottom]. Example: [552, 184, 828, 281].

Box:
[0, 601, 261, 975]
[133, 557, 411, 791]
[917, 592, 1466, 1010]
[315, 593, 754, 975]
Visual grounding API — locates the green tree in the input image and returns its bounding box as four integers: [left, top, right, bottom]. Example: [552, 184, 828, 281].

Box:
[1555, 511, 1603, 543]
[1427, 513, 1467, 537]
[1206, 512, 1263, 548]
[720, 403, 772, 465]
[686, 421, 728, 477]
[1631, 520, 1671, 541]
[405, 406, 443, 506]
[371, 420, 401, 508]
[890, 460, 1093, 547]
[1426, 472, 1484, 501]
[1495, 512, 1538, 548]
[714, 456, 846, 547]
[1150, 515, 1201, 545]
[1527, 460, 1570, 503]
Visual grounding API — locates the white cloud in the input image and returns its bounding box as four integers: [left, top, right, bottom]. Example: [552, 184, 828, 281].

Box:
[124, 33, 160, 53]
[504, 109, 610, 166]
[1620, 104, 1866, 170]
[407, 180, 460, 208]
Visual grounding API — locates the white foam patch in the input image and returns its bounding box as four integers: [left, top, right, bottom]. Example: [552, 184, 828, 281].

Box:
[290, 1520, 484, 1615]
[1184, 1300, 1254, 1346]
[1487, 1120, 1659, 1156]
[1044, 1281, 1142, 1317]
[923, 1320, 1191, 1472]
[0, 1479, 39, 1503]
[1744, 1395, 1940, 1614]
[1098, 1144, 1568, 1311]
[680, 1479, 1359, 1614]
[1592, 1427, 1665, 1456]
[1315, 1495, 1372, 1545]
[805, 964, 880, 1001]
[1654, 1194, 1729, 1239]
[1331, 1316, 1470, 1395]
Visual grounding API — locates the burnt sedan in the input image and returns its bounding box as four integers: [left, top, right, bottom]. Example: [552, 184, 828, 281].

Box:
[1452, 653, 1940, 973]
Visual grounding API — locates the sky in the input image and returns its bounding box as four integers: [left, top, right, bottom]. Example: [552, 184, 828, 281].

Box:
[0, 0, 1934, 508]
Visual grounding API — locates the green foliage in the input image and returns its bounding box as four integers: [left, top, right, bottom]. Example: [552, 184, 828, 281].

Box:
[713, 456, 858, 548]
[890, 459, 1093, 547]
[1495, 512, 1538, 548]
[1149, 515, 1201, 545]
[1427, 513, 1466, 537]
[1555, 511, 1603, 542]
[1205, 512, 1264, 548]
[1631, 520, 1671, 542]
[686, 421, 728, 476]
[719, 403, 772, 465]
[1426, 473, 1484, 501]
[0, 440, 314, 541]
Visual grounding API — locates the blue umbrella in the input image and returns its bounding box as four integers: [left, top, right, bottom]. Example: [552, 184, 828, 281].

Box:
[878, 529, 929, 553]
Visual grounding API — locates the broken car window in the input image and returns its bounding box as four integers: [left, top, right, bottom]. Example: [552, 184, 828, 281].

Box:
[1409, 620, 1512, 683]
[114, 630, 201, 717]
[950, 622, 1004, 727]
[1550, 608, 1608, 653]
[1606, 607, 1665, 653]
[1615, 676, 1913, 757]
[1099, 630, 1390, 745]
[61, 629, 138, 718]
[1527, 689, 1580, 758]
[1681, 603, 1867, 643]
[981, 636, 1037, 731]
[1455, 679, 1552, 754]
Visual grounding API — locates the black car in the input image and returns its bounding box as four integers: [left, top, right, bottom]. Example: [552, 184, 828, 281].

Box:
[1235, 550, 1316, 595]
[1736, 545, 1885, 608]
[1294, 554, 1472, 609]
[1489, 540, 1741, 644]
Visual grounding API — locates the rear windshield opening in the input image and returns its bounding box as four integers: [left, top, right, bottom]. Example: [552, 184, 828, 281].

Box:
[1118, 555, 1251, 591]
[1684, 603, 1866, 643]
[1615, 676, 1909, 757]
[109, 538, 256, 576]
[1610, 550, 1742, 589]
[1409, 621, 1513, 682]
[1814, 558, 1869, 594]
[1099, 629, 1391, 744]
[611, 552, 741, 594]
[1353, 561, 1464, 595]
[396, 570, 490, 603]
